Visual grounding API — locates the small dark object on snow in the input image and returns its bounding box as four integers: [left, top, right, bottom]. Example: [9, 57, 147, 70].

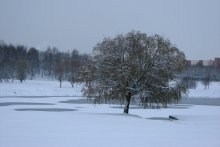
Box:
[169, 115, 178, 120]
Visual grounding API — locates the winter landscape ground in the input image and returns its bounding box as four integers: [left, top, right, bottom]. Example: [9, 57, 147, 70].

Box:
[0, 80, 220, 147]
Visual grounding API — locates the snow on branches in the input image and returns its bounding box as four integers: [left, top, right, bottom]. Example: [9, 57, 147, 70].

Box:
[81, 31, 187, 113]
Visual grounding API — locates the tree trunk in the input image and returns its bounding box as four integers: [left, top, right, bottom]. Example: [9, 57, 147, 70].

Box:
[59, 75, 62, 88]
[124, 92, 131, 114]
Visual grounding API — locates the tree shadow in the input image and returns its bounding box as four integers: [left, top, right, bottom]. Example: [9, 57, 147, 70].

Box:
[146, 117, 170, 121]
[60, 99, 91, 104]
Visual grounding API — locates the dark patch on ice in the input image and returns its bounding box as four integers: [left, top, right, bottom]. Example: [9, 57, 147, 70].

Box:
[15, 108, 78, 112]
[110, 104, 191, 110]
[0, 96, 85, 99]
[180, 98, 220, 106]
[110, 105, 143, 109]
[75, 106, 84, 108]
[0, 102, 54, 106]
[0, 96, 47, 99]
[60, 99, 91, 104]
[60, 99, 122, 105]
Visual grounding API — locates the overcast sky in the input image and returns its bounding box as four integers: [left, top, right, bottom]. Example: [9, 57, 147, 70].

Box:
[0, 0, 219, 60]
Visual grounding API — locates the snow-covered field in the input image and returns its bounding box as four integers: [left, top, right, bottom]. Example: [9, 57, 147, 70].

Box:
[0, 80, 83, 97]
[0, 80, 220, 147]
[1, 80, 220, 98]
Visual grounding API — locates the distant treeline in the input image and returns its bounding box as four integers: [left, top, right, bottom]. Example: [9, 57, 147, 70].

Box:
[0, 42, 219, 88]
[0, 43, 89, 87]
[183, 62, 220, 81]
[180, 61, 220, 89]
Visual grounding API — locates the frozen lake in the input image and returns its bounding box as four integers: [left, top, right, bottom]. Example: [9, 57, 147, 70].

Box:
[0, 80, 220, 147]
[0, 96, 220, 147]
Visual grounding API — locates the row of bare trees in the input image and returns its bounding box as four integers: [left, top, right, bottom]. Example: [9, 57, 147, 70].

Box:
[0, 43, 88, 87]
[0, 44, 34, 82]
[180, 61, 220, 89]
[41, 48, 88, 87]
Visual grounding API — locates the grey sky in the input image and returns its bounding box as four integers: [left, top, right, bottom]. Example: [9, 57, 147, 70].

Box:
[0, 0, 219, 60]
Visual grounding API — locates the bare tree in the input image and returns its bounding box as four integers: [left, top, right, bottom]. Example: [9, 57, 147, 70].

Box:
[54, 52, 65, 88]
[67, 50, 81, 87]
[27, 47, 39, 79]
[16, 60, 30, 83]
[81, 31, 187, 114]
[0, 43, 90, 82]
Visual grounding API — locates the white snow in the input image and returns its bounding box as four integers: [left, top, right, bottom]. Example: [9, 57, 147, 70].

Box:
[0, 80, 220, 147]
[0, 80, 83, 97]
[0, 96, 220, 147]
[1, 80, 220, 98]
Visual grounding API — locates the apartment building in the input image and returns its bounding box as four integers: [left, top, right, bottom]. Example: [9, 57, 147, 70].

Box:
[188, 57, 220, 67]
